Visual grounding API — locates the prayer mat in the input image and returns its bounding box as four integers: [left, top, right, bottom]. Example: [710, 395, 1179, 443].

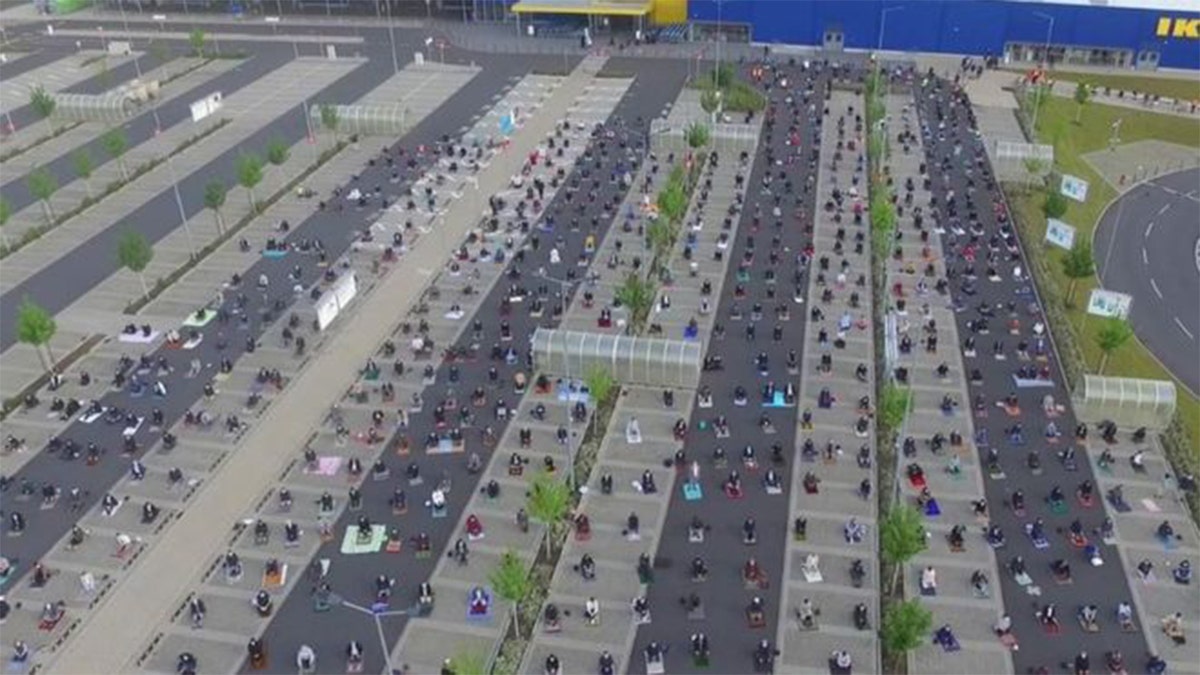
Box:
[80, 409, 104, 424]
[427, 439, 463, 455]
[1141, 499, 1161, 513]
[803, 567, 823, 584]
[262, 249, 287, 259]
[182, 311, 216, 328]
[1013, 376, 1055, 389]
[182, 335, 204, 350]
[998, 633, 1018, 650]
[908, 474, 927, 490]
[1159, 534, 1179, 551]
[118, 331, 159, 344]
[688, 606, 706, 621]
[646, 656, 665, 675]
[263, 564, 288, 589]
[920, 585, 936, 597]
[765, 484, 782, 495]
[924, 500, 941, 517]
[937, 637, 961, 653]
[762, 392, 792, 408]
[304, 457, 342, 476]
[1050, 500, 1068, 515]
[339, 525, 387, 555]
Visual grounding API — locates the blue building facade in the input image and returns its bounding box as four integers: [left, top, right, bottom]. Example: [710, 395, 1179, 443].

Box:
[688, 0, 1200, 71]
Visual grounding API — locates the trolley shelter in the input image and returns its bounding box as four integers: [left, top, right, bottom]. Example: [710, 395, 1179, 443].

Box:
[1071, 375, 1176, 431]
[532, 328, 701, 389]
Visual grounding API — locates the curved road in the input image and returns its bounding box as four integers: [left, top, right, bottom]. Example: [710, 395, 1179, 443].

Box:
[1095, 168, 1200, 396]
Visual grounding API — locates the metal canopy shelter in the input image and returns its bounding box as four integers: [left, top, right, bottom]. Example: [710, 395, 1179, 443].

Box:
[1072, 375, 1176, 430]
[53, 92, 138, 124]
[308, 103, 409, 137]
[511, 0, 651, 39]
[532, 328, 701, 389]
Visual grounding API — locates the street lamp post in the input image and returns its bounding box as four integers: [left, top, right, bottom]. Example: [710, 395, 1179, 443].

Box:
[1031, 11, 1055, 134]
[118, 0, 196, 256]
[876, 5, 904, 80]
[541, 271, 579, 484]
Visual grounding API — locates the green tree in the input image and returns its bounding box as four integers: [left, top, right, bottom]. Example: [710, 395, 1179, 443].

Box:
[445, 650, 487, 675]
[189, 29, 206, 57]
[1073, 81, 1091, 123]
[615, 272, 656, 328]
[102, 127, 130, 181]
[265, 136, 290, 168]
[584, 364, 617, 406]
[117, 229, 154, 298]
[1060, 239, 1096, 305]
[488, 550, 531, 635]
[1042, 189, 1068, 219]
[28, 166, 58, 225]
[204, 180, 228, 234]
[880, 383, 910, 432]
[29, 85, 56, 136]
[16, 297, 57, 371]
[1095, 317, 1134, 375]
[319, 103, 340, 142]
[882, 599, 933, 656]
[646, 219, 674, 259]
[526, 470, 571, 557]
[685, 121, 710, 149]
[700, 88, 721, 123]
[881, 505, 927, 593]
[236, 152, 264, 212]
[656, 167, 688, 223]
[0, 197, 11, 248]
[72, 149, 95, 199]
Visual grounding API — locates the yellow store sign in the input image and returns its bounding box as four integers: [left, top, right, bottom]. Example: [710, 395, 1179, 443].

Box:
[1156, 17, 1200, 39]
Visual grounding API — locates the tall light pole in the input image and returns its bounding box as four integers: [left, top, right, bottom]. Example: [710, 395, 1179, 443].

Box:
[118, 0, 195, 256]
[876, 5, 904, 80]
[541, 271, 579, 484]
[1031, 11, 1055, 135]
[714, 0, 722, 88]
[381, 0, 399, 75]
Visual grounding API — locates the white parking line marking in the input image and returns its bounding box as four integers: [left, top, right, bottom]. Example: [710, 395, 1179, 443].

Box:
[1144, 221, 1155, 238]
[1150, 278, 1163, 299]
[1159, 203, 1171, 215]
[1142, 247, 1149, 265]
[1175, 317, 1195, 340]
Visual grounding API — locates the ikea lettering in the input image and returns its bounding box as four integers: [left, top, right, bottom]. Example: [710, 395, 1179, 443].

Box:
[1155, 17, 1200, 39]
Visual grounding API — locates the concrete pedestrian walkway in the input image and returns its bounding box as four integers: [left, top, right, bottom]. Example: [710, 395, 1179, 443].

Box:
[392, 75, 654, 675]
[883, 91, 1013, 675]
[518, 102, 753, 672]
[43, 56, 606, 675]
[1084, 437, 1200, 667]
[778, 89, 881, 675]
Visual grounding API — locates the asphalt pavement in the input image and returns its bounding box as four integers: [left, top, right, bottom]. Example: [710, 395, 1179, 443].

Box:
[247, 58, 688, 674]
[1094, 167, 1200, 396]
[915, 75, 1148, 672]
[628, 58, 828, 675]
[0, 45, 572, 596]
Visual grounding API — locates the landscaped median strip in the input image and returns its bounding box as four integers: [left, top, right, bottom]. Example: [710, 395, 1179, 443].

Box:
[0, 119, 231, 259]
[0, 56, 226, 164]
[123, 138, 348, 314]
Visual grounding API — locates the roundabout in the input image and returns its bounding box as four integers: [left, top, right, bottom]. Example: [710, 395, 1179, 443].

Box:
[1096, 167, 1200, 395]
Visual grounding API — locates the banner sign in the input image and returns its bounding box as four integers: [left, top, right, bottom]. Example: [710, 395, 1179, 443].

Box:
[1045, 218, 1076, 250]
[314, 272, 359, 331]
[1061, 174, 1089, 203]
[189, 92, 223, 123]
[1087, 289, 1133, 319]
